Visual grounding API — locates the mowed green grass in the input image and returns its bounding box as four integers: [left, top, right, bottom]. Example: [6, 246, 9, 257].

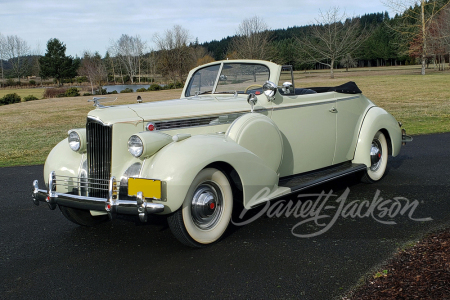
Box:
[0, 89, 182, 167]
[0, 88, 45, 100]
[0, 67, 449, 167]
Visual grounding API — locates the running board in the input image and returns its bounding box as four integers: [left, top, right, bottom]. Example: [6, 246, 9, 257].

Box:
[278, 162, 367, 193]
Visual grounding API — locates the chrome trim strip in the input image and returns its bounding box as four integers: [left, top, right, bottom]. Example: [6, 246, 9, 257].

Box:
[272, 100, 336, 111]
[87, 116, 111, 126]
[336, 95, 360, 102]
[212, 62, 224, 93]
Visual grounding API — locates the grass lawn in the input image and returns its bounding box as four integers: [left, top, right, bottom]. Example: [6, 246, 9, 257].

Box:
[0, 66, 449, 167]
[0, 87, 45, 100]
[0, 89, 182, 167]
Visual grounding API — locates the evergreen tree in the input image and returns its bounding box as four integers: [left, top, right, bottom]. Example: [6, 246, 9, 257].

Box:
[39, 38, 80, 85]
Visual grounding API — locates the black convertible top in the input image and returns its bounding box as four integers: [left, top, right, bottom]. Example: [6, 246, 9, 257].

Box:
[307, 81, 362, 94]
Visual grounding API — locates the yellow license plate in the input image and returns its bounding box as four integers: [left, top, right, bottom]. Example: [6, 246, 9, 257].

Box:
[127, 178, 161, 199]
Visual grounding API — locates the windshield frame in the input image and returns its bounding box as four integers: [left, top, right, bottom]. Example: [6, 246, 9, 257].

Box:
[184, 62, 271, 97]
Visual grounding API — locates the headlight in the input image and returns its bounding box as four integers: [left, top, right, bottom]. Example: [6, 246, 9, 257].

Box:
[127, 132, 172, 159]
[128, 135, 144, 157]
[68, 131, 81, 151]
[68, 129, 87, 152]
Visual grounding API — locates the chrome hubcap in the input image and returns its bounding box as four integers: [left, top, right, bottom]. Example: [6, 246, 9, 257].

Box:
[191, 182, 223, 229]
[370, 139, 382, 171]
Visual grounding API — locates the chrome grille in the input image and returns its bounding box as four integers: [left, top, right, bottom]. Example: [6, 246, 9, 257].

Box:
[154, 113, 244, 130]
[86, 118, 112, 198]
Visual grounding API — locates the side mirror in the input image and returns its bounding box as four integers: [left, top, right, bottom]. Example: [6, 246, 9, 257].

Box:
[282, 82, 294, 95]
[262, 81, 277, 101]
[247, 93, 257, 113]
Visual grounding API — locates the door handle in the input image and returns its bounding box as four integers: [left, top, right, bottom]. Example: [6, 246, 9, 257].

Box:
[329, 107, 338, 113]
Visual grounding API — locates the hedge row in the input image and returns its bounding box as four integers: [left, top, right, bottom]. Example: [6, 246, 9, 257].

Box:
[0, 93, 40, 105]
[43, 87, 80, 98]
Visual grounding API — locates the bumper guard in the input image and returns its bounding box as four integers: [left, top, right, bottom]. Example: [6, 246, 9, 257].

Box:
[32, 171, 165, 222]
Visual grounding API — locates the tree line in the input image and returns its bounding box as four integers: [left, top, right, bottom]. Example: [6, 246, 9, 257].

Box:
[0, 0, 449, 89]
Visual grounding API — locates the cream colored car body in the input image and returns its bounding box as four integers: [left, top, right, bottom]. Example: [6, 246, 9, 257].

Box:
[42, 60, 402, 214]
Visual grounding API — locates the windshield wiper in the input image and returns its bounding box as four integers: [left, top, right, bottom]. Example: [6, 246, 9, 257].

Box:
[195, 90, 213, 96]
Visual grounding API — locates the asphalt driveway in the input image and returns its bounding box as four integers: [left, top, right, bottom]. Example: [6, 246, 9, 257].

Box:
[1, 133, 449, 299]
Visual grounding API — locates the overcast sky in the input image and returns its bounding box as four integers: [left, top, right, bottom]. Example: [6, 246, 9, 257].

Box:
[1, 0, 391, 57]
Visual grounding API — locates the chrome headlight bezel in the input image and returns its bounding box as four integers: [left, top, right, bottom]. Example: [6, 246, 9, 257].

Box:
[128, 135, 144, 157]
[68, 129, 87, 153]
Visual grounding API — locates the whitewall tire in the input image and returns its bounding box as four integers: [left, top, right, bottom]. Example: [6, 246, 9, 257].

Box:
[168, 168, 233, 247]
[362, 131, 388, 183]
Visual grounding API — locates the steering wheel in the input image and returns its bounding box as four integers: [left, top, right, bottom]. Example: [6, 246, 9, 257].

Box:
[244, 84, 263, 93]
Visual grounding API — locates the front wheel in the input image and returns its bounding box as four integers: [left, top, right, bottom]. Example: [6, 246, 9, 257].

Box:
[167, 168, 233, 247]
[361, 131, 388, 183]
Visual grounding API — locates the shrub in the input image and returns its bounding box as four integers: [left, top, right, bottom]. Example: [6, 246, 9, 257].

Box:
[64, 87, 80, 97]
[175, 81, 184, 89]
[95, 88, 107, 95]
[77, 76, 88, 84]
[108, 90, 118, 94]
[29, 80, 36, 86]
[24, 95, 39, 101]
[148, 84, 161, 91]
[120, 88, 134, 93]
[43, 88, 67, 98]
[123, 75, 130, 83]
[63, 78, 75, 84]
[6, 78, 15, 87]
[136, 87, 147, 92]
[83, 93, 92, 96]
[166, 82, 175, 89]
[0, 93, 22, 105]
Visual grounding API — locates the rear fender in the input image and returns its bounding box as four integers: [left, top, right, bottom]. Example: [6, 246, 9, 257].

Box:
[353, 107, 402, 167]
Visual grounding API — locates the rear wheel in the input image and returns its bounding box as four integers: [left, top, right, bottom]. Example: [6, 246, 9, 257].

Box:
[59, 206, 109, 227]
[361, 131, 388, 183]
[167, 168, 233, 247]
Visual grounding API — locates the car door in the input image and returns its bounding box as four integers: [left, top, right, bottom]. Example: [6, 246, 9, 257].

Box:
[271, 92, 337, 177]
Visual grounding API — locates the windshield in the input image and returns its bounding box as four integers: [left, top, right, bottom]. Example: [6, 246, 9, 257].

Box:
[185, 62, 270, 97]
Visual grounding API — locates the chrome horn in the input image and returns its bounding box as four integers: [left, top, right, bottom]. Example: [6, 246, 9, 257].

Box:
[247, 93, 257, 113]
[262, 81, 278, 101]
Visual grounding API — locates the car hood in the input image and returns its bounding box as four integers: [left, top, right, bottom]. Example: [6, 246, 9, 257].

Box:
[88, 95, 256, 125]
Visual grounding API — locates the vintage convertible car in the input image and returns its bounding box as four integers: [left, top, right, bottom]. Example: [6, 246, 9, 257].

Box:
[32, 60, 412, 247]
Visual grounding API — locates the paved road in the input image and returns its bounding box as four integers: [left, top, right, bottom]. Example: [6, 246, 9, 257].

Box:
[1, 133, 449, 299]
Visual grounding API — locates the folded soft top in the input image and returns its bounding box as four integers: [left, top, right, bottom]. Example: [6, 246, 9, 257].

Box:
[307, 81, 362, 94]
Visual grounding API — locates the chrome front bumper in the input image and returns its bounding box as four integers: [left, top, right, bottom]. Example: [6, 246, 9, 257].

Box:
[32, 171, 165, 222]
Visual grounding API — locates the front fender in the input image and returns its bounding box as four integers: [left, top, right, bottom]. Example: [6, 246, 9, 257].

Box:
[140, 134, 279, 212]
[43, 138, 85, 191]
[353, 107, 402, 167]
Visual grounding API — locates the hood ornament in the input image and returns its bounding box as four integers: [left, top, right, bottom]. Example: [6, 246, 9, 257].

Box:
[88, 97, 117, 108]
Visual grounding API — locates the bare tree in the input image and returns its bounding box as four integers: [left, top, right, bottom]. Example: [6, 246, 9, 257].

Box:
[143, 49, 158, 80]
[3, 35, 31, 82]
[229, 16, 272, 60]
[0, 33, 5, 87]
[30, 41, 43, 85]
[78, 51, 107, 94]
[297, 7, 370, 78]
[340, 53, 357, 71]
[383, 0, 450, 75]
[154, 25, 193, 82]
[191, 45, 215, 66]
[109, 34, 146, 83]
[432, 5, 450, 70]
